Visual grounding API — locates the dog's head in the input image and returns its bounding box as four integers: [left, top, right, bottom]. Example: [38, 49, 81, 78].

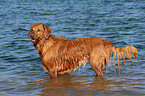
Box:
[28, 24, 52, 45]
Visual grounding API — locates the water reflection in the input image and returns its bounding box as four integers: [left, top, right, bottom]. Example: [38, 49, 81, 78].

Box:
[38, 75, 115, 96]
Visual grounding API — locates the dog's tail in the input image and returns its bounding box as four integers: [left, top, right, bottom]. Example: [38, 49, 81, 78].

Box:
[105, 45, 139, 74]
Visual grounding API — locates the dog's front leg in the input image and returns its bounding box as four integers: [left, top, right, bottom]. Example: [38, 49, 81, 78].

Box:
[49, 69, 58, 78]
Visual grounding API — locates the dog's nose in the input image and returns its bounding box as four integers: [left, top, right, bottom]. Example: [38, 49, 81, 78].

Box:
[30, 32, 35, 39]
[31, 33, 34, 37]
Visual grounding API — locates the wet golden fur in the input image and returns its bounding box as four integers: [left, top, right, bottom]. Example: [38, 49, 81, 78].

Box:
[28, 24, 139, 77]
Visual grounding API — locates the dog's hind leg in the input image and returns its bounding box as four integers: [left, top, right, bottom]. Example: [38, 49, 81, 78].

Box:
[89, 57, 105, 76]
[89, 48, 106, 76]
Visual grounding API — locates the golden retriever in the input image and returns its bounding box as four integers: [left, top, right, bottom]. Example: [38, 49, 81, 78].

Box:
[28, 24, 139, 77]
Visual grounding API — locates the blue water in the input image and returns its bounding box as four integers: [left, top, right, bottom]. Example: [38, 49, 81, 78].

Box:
[0, 0, 145, 96]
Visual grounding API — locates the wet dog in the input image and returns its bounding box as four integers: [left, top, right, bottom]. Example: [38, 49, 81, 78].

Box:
[28, 24, 139, 77]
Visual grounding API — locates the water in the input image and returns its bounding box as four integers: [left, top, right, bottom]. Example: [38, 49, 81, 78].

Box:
[0, 0, 145, 95]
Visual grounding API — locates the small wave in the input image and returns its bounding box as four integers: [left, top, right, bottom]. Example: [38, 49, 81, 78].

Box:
[12, 28, 28, 32]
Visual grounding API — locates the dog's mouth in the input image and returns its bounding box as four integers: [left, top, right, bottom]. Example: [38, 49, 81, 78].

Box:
[31, 37, 40, 44]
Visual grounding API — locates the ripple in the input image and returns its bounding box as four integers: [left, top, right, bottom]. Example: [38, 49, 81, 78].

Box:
[12, 28, 28, 32]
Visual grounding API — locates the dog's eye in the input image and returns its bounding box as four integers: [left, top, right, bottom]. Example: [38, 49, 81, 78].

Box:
[37, 29, 41, 32]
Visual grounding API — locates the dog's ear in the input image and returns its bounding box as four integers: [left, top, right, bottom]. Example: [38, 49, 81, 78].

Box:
[43, 24, 52, 40]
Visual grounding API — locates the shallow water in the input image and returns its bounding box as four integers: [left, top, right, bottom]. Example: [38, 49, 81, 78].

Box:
[0, 0, 145, 96]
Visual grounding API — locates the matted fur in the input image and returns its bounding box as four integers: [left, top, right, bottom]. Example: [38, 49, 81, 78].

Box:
[28, 24, 139, 77]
